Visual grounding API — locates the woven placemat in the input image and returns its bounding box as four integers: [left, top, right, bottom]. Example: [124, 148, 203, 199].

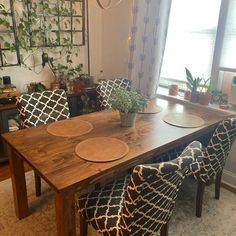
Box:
[47, 119, 93, 137]
[163, 113, 205, 128]
[139, 99, 162, 114]
[75, 137, 129, 162]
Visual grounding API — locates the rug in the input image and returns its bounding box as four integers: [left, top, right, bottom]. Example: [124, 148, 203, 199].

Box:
[0, 172, 235, 236]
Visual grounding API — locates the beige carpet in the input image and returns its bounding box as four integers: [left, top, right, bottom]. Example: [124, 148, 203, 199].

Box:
[0, 171, 235, 236]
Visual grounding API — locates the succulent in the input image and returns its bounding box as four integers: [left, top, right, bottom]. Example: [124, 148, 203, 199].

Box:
[185, 67, 202, 92]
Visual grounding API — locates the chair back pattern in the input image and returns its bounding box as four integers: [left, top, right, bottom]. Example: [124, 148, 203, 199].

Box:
[197, 117, 236, 183]
[96, 78, 131, 109]
[16, 89, 70, 128]
[119, 141, 203, 235]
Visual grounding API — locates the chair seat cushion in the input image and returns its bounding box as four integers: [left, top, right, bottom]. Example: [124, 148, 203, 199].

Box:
[76, 175, 130, 235]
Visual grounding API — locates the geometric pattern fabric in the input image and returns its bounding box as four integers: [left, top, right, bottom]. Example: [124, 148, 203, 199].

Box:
[96, 79, 131, 109]
[16, 89, 70, 128]
[76, 141, 203, 236]
[157, 118, 236, 184]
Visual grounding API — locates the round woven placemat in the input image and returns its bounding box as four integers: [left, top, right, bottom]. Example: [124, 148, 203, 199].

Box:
[47, 119, 93, 137]
[75, 137, 129, 162]
[163, 113, 205, 128]
[138, 99, 162, 114]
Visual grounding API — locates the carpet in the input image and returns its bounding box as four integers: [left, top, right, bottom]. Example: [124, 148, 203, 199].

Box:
[0, 172, 235, 236]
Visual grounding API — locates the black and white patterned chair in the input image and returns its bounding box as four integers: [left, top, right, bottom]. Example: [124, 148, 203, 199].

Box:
[96, 78, 131, 109]
[16, 89, 70, 196]
[192, 117, 236, 217]
[76, 141, 203, 236]
[156, 118, 236, 217]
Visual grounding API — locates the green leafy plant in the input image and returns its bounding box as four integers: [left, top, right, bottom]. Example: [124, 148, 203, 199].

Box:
[0, 0, 83, 69]
[110, 88, 148, 114]
[185, 67, 202, 92]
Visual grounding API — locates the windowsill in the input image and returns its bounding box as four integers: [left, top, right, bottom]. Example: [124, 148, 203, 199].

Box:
[157, 87, 236, 115]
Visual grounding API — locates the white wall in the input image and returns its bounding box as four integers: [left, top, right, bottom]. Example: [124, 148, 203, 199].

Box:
[101, 0, 133, 80]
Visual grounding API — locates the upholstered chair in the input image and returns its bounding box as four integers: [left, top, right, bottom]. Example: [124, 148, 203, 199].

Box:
[16, 89, 70, 196]
[96, 78, 131, 109]
[76, 141, 202, 236]
[157, 117, 236, 217]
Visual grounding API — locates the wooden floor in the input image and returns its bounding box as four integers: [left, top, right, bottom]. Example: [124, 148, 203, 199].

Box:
[0, 162, 31, 182]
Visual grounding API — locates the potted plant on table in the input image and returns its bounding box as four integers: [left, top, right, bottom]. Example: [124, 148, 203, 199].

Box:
[185, 67, 202, 103]
[110, 88, 148, 127]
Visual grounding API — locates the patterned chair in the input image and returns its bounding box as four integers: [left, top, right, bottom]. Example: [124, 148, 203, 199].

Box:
[96, 78, 131, 109]
[16, 89, 70, 196]
[157, 117, 236, 217]
[76, 141, 203, 236]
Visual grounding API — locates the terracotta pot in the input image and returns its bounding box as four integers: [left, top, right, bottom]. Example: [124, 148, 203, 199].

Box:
[168, 84, 179, 96]
[199, 92, 211, 106]
[119, 112, 136, 127]
[190, 91, 199, 103]
[74, 81, 85, 92]
[184, 90, 191, 100]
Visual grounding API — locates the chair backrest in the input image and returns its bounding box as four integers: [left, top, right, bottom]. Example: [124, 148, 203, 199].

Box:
[16, 89, 70, 128]
[198, 117, 236, 183]
[120, 141, 203, 235]
[96, 78, 131, 109]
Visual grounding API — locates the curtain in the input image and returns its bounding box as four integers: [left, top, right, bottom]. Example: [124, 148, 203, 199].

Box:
[128, 0, 172, 98]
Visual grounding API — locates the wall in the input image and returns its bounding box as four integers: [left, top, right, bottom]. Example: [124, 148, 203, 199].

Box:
[219, 71, 236, 187]
[101, 0, 133, 80]
[0, 0, 102, 92]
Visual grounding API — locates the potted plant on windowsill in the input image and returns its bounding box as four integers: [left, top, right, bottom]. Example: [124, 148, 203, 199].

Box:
[110, 88, 148, 127]
[185, 67, 202, 103]
[199, 77, 212, 106]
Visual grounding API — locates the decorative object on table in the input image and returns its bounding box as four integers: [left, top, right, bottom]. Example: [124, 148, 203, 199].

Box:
[138, 98, 162, 114]
[16, 89, 70, 197]
[185, 67, 202, 103]
[110, 88, 148, 127]
[168, 84, 179, 96]
[27, 82, 47, 93]
[96, 78, 131, 109]
[47, 119, 93, 137]
[75, 137, 129, 162]
[163, 113, 205, 128]
[77, 141, 203, 236]
[211, 90, 222, 104]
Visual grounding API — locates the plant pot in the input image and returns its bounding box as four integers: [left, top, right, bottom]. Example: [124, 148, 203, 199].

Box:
[119, 112, 136, 127]
[184, 90, 191, 100]
[199, 92, 211, 105]
[190, 91, 199, 103]
[51, 81, 60, 90]
[168, 84, 179, 96]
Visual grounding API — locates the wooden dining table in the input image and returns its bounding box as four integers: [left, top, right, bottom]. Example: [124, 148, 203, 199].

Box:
[2, 97, 232, 236]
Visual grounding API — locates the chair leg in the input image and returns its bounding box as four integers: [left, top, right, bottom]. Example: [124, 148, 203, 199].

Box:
[34, 171, 41, 197]
[215, 170, 223, 200]
[196, 180, 205, 218]
[80, 213, 88, 236]
[160, 222, 168, 236]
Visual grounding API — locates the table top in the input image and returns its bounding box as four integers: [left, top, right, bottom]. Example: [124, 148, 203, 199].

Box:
[2, 98, 232, 192]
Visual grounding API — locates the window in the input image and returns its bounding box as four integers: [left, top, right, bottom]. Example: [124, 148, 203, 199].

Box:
[159, 0, 236, 91]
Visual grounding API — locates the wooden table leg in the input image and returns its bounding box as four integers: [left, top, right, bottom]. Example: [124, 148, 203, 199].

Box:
[55, 189, 76, 236]
[7, 145, 29, 219]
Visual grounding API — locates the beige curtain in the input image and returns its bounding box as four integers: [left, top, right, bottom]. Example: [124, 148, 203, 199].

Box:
[128, 0, 172, 98]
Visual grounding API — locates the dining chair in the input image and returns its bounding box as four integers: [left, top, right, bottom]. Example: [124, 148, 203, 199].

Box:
[16, 89, 70, 196]
[76, 141, 203, 236]
[157, 117, 236, 218]
[96, 78, 131, 109]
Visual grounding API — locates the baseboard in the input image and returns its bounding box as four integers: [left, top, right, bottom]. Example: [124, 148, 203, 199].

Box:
[222, 169, 236, 193]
